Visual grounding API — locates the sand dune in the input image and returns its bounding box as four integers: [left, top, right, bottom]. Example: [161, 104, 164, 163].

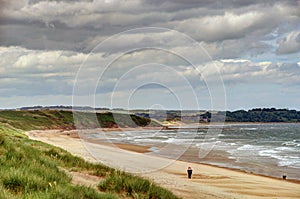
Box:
[26, 130, 300, 199]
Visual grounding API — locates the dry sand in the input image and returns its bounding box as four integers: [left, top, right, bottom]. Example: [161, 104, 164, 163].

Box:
[26, 129, 300, 199]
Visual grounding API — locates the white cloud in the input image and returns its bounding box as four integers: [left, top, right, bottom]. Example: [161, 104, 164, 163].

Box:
[0, 46, 85, 75]
[277, 31, 300, 54]
[201, 59, 300, 85]
[0, 46, 85, 96]
[170, 11, 264, 42]
[221, 59, 250, 63]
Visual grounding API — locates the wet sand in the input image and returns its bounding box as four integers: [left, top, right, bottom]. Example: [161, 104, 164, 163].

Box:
[26, 129, 300, 199]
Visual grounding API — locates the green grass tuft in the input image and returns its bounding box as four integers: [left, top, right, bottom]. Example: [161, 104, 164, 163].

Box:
[98, 171, 178, 198]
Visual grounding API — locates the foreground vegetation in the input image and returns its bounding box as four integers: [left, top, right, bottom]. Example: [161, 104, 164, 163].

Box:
[0, 110, 177, 199]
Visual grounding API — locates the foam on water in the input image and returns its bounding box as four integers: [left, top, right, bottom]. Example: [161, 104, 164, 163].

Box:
[162, 138, 195, 144]
[282, 140, 300, 147]
[237, 144, 261, 151]
[259, 147, 300, 169]
[240, 127, 257, 130]
[278, 159, 300, 168]
[275, 146, 297, 152]
[134, 138, 168, 143]
[259, 149, 279, 158]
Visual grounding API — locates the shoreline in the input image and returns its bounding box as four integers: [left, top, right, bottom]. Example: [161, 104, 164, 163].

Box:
[26, 129, 300, 199]
[90, 139, 300, 183]
[88, 138, 300, 184]
[76, 125, 300, 182]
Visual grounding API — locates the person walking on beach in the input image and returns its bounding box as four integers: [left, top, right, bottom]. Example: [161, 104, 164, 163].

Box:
[187, 166, 193, 179]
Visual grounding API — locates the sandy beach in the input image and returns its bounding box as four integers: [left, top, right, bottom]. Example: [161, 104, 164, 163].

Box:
[26, 129, 300, 199]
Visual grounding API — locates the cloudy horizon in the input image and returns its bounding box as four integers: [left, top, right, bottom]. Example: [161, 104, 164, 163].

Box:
[1, 0, 300, 110]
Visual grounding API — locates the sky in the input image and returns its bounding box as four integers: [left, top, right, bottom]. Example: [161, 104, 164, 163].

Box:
[0, 0, 300, 110]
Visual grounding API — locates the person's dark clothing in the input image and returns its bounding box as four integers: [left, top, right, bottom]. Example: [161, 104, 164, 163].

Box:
[187, 168, 193, 179]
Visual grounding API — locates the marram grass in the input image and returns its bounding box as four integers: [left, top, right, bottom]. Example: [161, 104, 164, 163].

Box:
[99, 170, 178, 198]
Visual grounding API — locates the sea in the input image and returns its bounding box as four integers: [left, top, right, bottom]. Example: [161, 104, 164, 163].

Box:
[85, 123, 300, 180]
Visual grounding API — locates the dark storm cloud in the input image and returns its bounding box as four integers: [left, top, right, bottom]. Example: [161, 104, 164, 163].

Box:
[0, 0, 299, 54]
[1, 23, 97, 52]
[27, 0, 93, 4]
[142, 0, 297, 12]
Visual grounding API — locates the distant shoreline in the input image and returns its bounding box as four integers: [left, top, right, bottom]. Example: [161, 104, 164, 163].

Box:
[6, 107, 300, 123]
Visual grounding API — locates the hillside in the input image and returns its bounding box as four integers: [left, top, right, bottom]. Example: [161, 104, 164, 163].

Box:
[0, 110, 161, 131]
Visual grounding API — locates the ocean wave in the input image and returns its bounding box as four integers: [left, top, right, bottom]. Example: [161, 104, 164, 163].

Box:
[282, 140, 300, 147]
[259, 149, 300, 168]
[278, 160, 300, 168]
[282, 141, 296, 146]
[259, 149, 278, 157]
[162, 138, 195, 144]
[240, 127, 257, 130]
[134, 138, 165, 143]
[228, 156, 236, 160]
[195, 141, 222, 148]
[275, 146, 297, 152]
[237, 144, 260, 151]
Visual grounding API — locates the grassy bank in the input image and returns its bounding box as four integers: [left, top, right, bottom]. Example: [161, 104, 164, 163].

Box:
[0, 110, 177, 199]
[0, 110, 160, 131]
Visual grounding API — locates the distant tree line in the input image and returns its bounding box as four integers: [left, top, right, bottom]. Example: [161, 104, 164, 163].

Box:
[160, 108, 300, 123]
[218, 108, 300, 122]
[134, 108, 300, 123]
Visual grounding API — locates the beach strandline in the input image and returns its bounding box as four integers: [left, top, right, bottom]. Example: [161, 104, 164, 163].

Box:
[26, 129, 300, 199]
